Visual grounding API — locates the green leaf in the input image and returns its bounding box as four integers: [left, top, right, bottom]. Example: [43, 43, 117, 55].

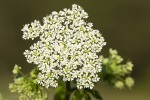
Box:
[71, 89, 92, 100]
[54, 82, 66, 100]
[84, 91, 91, 100]
[71, 90, 83, 100]
[87, 89, 102, 100]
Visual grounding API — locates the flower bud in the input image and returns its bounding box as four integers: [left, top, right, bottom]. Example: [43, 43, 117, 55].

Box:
[12, 65, 21, 75]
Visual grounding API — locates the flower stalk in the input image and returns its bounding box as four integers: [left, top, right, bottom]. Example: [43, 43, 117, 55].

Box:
[66, 81, 71, 100]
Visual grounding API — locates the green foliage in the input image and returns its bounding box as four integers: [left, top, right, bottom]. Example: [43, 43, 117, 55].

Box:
[71, 90, 90, 100]
[86, 89, 102, 100]
[54, 82, 66, 100]
[9, 65, 47, 100]
[54, 81, 102, 100]
[100, 49, 134, 89]
[71, 89, 102, 100]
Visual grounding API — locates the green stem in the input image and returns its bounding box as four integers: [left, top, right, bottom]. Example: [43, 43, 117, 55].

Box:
[65, 81, 71, 100]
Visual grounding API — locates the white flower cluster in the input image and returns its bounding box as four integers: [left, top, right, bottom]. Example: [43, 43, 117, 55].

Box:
[22, 4, 106, 89]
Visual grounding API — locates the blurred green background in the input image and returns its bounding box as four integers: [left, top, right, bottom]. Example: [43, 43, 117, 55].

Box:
[0, 0, 150, 100]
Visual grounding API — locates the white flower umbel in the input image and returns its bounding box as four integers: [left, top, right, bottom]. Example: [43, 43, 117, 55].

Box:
[22, 4, 106, 89]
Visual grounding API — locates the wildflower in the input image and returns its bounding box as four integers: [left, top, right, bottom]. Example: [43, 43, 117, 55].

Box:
[22, 4, 106, 89]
